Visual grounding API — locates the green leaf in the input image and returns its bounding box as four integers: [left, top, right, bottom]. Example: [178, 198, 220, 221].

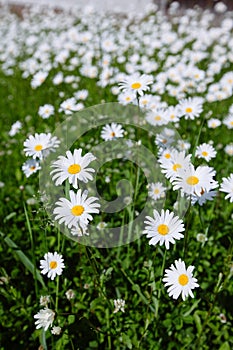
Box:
[219, 342, 230, 350]
[193, 311, 202, 335]
[0, 231, 45, 288]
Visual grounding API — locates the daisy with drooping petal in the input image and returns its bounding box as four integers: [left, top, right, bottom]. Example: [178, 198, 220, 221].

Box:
[34, 308, 55, 331]
[148, 182, 166, 201]
[177, 97, 203, 120]
[118, 73, 153, 96]
[163, 258, 199, 300]
[195, 143, 217, 162]
[50, 149, 96, 189]
[191, 189, 218, 206]
[101, 123, 124, 141]
[143, 209, 185, 249]
[220, 173, 233, 202]
[23, 133, 60, 159]
[38, 104, 54, 119]
[54, 189, 100, 229]
[40, 252, 65, 280]
[172, 164, 217, 196]
[22, 158, 41, 177]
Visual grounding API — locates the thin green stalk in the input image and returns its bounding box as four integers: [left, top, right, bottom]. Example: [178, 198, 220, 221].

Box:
[55, 275, 60, 313]
[155, 249, 167, 319]
[24, 203, 39, 298]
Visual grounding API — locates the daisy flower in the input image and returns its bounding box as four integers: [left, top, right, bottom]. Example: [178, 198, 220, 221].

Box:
[53, 189, 100, 229]
[23, 133, 60, 160]
[195, 143, 217, 162]
[148, 182, 166, 201]
[158, 150, 192, 181]
[34, 308, 55, 331]
[117, 91, 137, 105]
[118, 73, 153, 96]
[223, 114, 233, 129]
[145, 108, 169, 126]
[220, 173, 233, 202]
[38, 104, 54, 119]
[101, 123, 124, 141]
[224, 144, 233, 156]
[177, 97, 203, 120]
[207, 118, 221, 129]
[58, 97, 80, 115]
[191, 189, 218, 206]
[172, 165, 217, 196]
[31, 71, 48, 89]
[143, 209, 185, 249]
[9, 121, 22, 136]
[155, 128, 176, 149]
[40, 252, 65, 280]
[50, 149, 96, 189]
[22, 158, 41, 177]
[163, 258, 199, 300]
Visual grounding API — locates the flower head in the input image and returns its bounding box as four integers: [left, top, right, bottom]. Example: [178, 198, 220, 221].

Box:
[220, 173, 233, 202]
[50, 149, 96, 189]
[53, 189, 100, 230]
[113, 299, 125, 313]
[163, 259, 199, 300]
[34, 308, 55, 331]
[143, 209, 185, 249]
[40, 252, 65, 280]
[118, 73, 153, 96]
[101, 123, 124, 141]
[22, 158, 41, 177]
[23, 133, 60, 160]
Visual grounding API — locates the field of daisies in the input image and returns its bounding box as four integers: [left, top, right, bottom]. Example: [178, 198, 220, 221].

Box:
[0, 1, 233, 349]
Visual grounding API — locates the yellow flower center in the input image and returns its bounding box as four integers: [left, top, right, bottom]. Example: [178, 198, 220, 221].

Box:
[50, 261, 57, 269]
[185, 107, 193, 113]
[131, 82, 141, 89]
[154, 115, 161, 121]
[34, 144, 43, 151]
[111, 132, 116, 137]
[173, 163, 182, 171]
[186, 176, 199, 185]
[71, 205, 84, 216]
[178, 274, 189, 286]
[170, 114, 175, 119]
[68, 164, 81, 174]
[230, 121, 233, 126]
[126, 97, 131, 101]
[157, 224, 169, 235]
[201, 151, 208, 157]
[165, 153, 171, 159]
[30, 166, 36, 171]
[154, 188, 160, 194]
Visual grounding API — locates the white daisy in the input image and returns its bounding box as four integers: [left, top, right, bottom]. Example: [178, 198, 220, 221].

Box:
[223, 114, 233, 129]
[220, 173, 233, 202]
[58, 97, 80, 115]
[34, 308, 55, 331]
[145, 108, 169, 126]
[143, 209, 185, 249]
[191, 189, 218, 206]
[118, 73, 153, 96]
[207, 118, 221, 129]
[38, 104, 54, 119]
[31, 71, 48, 89]
[158, 150, 192, 181]
[22, 158, 41, 177]
[53, 189, 100, 229]
[23, 133, 60, 160]
[40, 252, 65, 280]
[117, 91, 137, 105]
[224, 144, 233, 156]
[9, 121, 22, 136]
[163, 259, 199, 300]
[177, 97, 203, 120]
[195, 143, 217, 162]
[172, 165, 217, 196]
[50, 149, 96, 189]
[148, 182, 166, 201]
[101, 123, 124, 141]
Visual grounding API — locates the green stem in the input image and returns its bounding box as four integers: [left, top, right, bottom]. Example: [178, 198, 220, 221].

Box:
[155, 249, 167, 318]
[55, 275, 60, 313]
[23, 203, 39, 298]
